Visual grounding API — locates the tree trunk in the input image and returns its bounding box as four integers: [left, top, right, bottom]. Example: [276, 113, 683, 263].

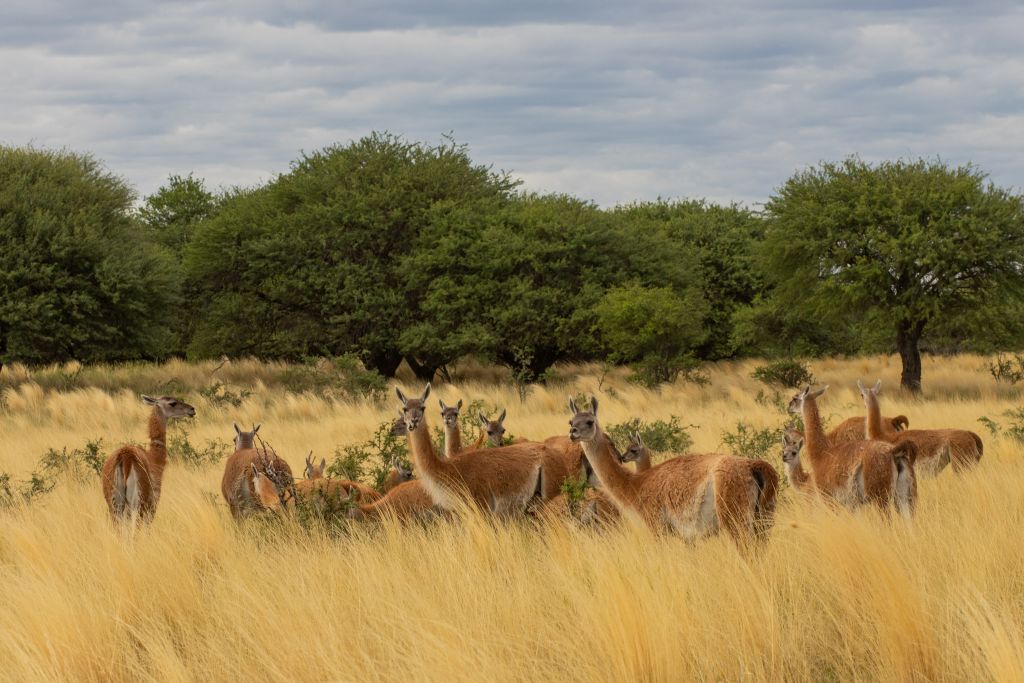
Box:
[405, 357, 438, 382]
[896, 320, 925, 394]
[365, 349, 403, 378]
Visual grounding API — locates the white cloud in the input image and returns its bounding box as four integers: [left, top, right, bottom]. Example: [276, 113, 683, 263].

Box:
[0, 1, 1022, 205]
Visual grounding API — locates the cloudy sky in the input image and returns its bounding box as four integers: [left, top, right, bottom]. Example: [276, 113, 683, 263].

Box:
[2, 1, 1022, 206]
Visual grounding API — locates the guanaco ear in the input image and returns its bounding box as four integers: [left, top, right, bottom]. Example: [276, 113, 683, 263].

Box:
[807, 385, 828, 399]
[141, 394, 158, 406]
[568, 397, 579, 415]
[498, 408, 506, 424]
[396, 387, 409, 405]
[304, 452, 313, 467]
[590, 395, 599, 416]
[856, 379, 865, 393]
[234, 423, 242, 435]
[872, 379, 882, 395]
[253, 423, 261, 434]
[303, 460, 313, 479]
[456, 399, 463, 410]
[479, 413, 489, 426]
[420, 384, 431, 402]
[439, 399, 448, 411]
[319, 458, 326, 472]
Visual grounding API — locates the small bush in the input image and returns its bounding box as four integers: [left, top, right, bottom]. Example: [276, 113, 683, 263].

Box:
[0, 470, 55, 508]
[978, 408, 1024, 443]
[989, 354, 1024, 385]
[751, 359, 815, 389]
[168, 426, 231, 469]
[606, 416, 695, 454]
[327, 419, 411, 491]
[558, 475, 590, 516]
[38, 438, 105, 482]
[630, 355, 708, 389]
[720, 422, 784, 460]
[199, 381, 252, 408]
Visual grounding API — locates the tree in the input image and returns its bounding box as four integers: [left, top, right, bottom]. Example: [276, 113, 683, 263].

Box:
[0, 146, 180, 365]
[138, 173, 218, 257]
[184, 133, 517, 375]
[405, 193, 706, 382]
[761, 157, 1024, 392]
[594, 283, 708, 385]
[610, 200, 764, 359]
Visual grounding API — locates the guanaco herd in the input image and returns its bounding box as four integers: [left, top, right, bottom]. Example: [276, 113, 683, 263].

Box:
[100, 379, 983, 546]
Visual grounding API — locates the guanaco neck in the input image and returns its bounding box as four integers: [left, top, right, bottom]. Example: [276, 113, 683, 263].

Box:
[580, 427, 637, 508]
[864, 391, 883, 439]
[784, 458, 811, 491]
[147, 408, 169, 481]
[801, 397, 829, 463]
[408, 418, 448, 481]
[444, 423, 461, 459]
[634, 448, 652, 473]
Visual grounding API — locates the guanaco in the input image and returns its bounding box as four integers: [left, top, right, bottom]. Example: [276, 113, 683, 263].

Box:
[789, 385, 916, 516]
[859, 379, 982, 475]
[396, 385, 557, 515]
[294, 452, 382, 505]
[569, 396, 779, 543]
[619, 432, 653, 472]
[221, 432, 295, 520]
[780, 429, 812, 493]
[101, 395, 196, 524]
[827, 414, 909, 444]
[439, 399, 465, 457]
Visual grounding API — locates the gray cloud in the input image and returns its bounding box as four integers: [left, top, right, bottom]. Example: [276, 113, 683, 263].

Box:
[1, 1, 1022, 206]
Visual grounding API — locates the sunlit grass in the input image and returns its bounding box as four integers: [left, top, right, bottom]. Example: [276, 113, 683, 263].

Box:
[0, 354, 1021, 681]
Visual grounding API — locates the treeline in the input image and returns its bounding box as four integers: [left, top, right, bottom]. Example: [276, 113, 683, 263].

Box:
[2, 135, 1024, 391]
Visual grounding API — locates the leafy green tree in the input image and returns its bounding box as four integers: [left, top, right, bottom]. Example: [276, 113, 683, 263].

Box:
[610, 200, 764, 359]
[594, 282, 708, 385]
[185, 133, 517, 375]
[406, 193, 705, 381]
[138, 173, 218, 257]
[0, 146, 180, 365]
[760, 157, 1024, 392]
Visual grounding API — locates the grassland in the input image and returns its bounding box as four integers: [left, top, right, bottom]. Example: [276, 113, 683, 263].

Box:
[0, 355, 1022, 682]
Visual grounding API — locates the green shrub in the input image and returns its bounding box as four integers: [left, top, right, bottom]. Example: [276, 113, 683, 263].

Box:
[167, 426, 231, 469]
[989, 354, 1024, 385]
[606, 416, 694, 454]
[751, 359, 815, 389]
[720, 422, 784, 460]
[327, 419, 411, 491]
[38, 438, 105, 482]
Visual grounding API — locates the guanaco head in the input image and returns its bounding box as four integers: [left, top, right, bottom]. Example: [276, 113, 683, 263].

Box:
[233, 423, 261, 450]
[384, 453, 414, 491]
[396, 384, 431, 432]
[568, 395, 599, 442]
[439, 399, 463, 428]
[142, 394, 196, 420]
[787, 385, 828, 415]
[892, 415, 909, 432]
[781, 429, 804, 466]
[619, 431, 649, 465]
[857, 379, 883, 403]
[478, 409, 507, 446]
[303, 452, 327, 480]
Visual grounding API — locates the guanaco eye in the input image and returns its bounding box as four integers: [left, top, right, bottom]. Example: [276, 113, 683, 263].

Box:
[586, 420, 594, 427]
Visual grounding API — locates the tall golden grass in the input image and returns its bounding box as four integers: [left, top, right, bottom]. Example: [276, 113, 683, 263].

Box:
[0, 355, 1021, 681]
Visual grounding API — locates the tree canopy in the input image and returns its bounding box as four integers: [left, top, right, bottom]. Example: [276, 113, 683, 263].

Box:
[757, 157, 1024, 391]
[0, 146, 179, 366]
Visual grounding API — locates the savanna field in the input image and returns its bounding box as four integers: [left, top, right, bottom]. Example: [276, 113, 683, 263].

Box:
[1, 355, 1023, 682]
